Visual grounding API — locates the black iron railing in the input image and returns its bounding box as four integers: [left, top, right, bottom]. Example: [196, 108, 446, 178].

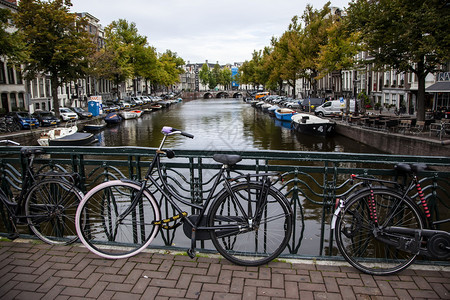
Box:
[1, 146, 449, 260]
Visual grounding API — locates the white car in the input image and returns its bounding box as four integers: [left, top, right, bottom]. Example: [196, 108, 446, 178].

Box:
[119, 100, 131, 109]
[131, 96, 144, 106]
[59, 107, 79, 121]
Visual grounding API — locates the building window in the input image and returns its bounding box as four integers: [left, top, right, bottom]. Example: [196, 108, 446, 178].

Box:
[385, 93, 390, 105]
[35, 103, 40, 110]
[0, 62, 5, 84]
[10, 93, 17, 110]
[392, 94, 397, 106]
[7, 66, 15, 84]
[31, 79, 38, 98]
[39, 78, 45, 97]
[18, 93, 25, 109]
[16, 68, 23, 84]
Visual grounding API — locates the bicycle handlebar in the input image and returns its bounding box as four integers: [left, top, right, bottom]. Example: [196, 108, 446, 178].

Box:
[161, 126, 194, 139]
[0, 140, 20, 146]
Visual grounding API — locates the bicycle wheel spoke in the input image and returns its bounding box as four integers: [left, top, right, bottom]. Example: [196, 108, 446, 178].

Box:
[335, 188, 424, 275]
[26, 180, 83, 245]
[75, 180, 160, 259]
[209, 182, 292, 266]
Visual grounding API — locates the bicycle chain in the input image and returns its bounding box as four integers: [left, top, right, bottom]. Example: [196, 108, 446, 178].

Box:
[152, 211, 188, 229]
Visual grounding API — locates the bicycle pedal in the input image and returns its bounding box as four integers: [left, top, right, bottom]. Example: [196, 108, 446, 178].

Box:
[7, 233, 19, 240]
[187, 248, 196, 259]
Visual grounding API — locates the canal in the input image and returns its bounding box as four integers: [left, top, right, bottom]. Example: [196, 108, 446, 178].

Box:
[91, 98, 383, 153]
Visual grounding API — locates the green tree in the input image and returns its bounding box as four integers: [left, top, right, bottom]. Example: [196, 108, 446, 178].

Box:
[0, 8, 25, 62]
[157, 50, 184, 91]
[219, 68, 232, 89]
[316, 15, 362, 98]
[199, 63, 210, 89]
[346, 0, 450, 121]
[14, 0, 95, 117]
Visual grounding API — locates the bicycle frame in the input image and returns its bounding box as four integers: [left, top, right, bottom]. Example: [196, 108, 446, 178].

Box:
[119, 133, 277, 236]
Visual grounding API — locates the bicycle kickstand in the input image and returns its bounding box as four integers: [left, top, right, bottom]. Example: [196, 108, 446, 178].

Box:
[187, 229, 197, 259]
[6, 217, 19, 240]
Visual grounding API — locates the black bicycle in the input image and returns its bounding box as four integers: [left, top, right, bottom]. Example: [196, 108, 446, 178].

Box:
[0, 140, 84, 245]
[75, 126, 293, 266]
[332, 163, 450, 275]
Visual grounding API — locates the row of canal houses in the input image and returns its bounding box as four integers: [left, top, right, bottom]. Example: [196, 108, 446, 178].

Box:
[1, 0, 449, 116]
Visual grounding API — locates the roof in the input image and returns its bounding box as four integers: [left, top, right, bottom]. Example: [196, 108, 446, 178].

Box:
[426, 81, 450, 93]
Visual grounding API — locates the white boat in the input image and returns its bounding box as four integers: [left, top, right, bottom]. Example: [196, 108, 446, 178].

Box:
[130, 110, 143, 117]
[261, 103, 272, 111]
[291, 113, 336, 137]
[120, 111, 138, 119]
[37, 123, 78, 146]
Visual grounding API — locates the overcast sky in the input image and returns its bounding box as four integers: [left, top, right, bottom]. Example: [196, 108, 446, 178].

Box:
[70, 0, 350, 65]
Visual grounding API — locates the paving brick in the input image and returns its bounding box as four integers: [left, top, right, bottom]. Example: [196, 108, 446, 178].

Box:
[158, 287, 186, 298]
[185, 281, 202, 298]
[176, 273, 193, 289]
[285, 281, 299, 299]
[323, 276, 340, 293]
[271, 273, 284, 288]
[60, 286, 89, 297]
[298, 282, 326, 292]
[230, 277, 244, 294]
[353, 286, 382, 296]
[314, 291, 343, 300]
[105, 282, 134, 292]
[376, 279, 396, 297]
[339, 285, 356, 300]
[202, 283, 230, 293]
[212, 292, 241, 300]
[430, 282, 450, 299]
[408, 289, 439, 298]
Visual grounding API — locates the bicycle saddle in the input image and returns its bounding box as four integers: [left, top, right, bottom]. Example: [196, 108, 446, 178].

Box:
[21, 147, 46, 156]
[395, 163, 428, 174]
[213, 154, 242, 166]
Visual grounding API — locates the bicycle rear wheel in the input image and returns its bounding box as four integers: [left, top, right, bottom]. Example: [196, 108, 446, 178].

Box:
[75, 180, 160, 259]
[209, 182, 293, 266]
[335, 188, 424, 275]
[25, 179, 84, 245]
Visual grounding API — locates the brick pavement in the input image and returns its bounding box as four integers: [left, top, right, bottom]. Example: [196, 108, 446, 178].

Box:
[0, 240, 449, 300]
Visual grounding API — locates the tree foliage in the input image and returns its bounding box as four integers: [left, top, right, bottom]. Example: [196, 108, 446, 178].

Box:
[0, 8, 26, 62]
[345, 0, 450, 121]
[14, 0, 95, 116]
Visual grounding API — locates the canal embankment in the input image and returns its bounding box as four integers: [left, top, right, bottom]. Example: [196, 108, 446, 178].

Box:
[335, 121, 450, 156]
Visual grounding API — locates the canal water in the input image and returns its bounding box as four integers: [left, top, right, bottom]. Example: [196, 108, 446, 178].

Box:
[93, 98, 382, 153]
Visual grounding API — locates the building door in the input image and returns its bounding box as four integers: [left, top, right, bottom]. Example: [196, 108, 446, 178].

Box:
[1, 93, 8, 113]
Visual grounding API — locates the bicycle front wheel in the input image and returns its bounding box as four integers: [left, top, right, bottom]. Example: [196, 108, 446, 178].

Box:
[25, 179, 84, 245]
[209, 182, 293, 266]
[75, 180, 160, 259]
[335, 188, 424, 275]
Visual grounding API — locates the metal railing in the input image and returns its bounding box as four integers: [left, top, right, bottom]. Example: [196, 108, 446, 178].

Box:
[1, 145, 449, 261]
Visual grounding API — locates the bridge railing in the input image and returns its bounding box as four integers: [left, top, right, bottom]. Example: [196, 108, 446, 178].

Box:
[1, 146, 449, 261]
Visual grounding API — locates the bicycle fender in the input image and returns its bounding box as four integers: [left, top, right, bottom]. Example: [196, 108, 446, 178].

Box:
[119, 178, 141, 185]
[331, 206, 341, 230]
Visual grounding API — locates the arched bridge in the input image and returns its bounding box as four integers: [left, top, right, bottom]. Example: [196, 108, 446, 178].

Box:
[181, 91, 246, 100]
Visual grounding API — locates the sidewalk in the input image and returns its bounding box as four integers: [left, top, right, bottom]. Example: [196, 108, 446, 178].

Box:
[0, 240, 449, 299]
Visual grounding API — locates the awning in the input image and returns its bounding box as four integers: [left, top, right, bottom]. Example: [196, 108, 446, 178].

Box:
[426, 81, 450, 93]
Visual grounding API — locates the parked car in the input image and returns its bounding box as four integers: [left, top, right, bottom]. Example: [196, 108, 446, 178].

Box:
[32, 110, 60, 127]
[300, 98, 326, 112]
[72, 107, 93, 119]
[7, 111, 39, 129]
[285, 99, 301, 109]
[58, 107, 79, 121]
[315, 99, 356, 117]
[105, 102, 120, 111]
[118, 100, 131, 109]
[130, 97, 143, 106]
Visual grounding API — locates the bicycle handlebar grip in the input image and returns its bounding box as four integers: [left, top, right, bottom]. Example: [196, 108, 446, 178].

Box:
[161, 126, 194, 139]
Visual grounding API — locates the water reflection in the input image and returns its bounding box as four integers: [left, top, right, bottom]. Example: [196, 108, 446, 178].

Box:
[95, 98, 381, 154]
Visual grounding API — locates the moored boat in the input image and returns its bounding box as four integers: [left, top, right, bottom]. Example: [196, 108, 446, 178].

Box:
[120, 111, 138, 119]
[37, 123, 78, 146]
[49, 132, 97, 146]
[130, 110, 143, 117]
[83, 120, 107, 131]
[291, 113, 336, 137]
[268, 105, 280, 117]
[261, 103, 272, 111]
[274, 108, 297, 121]
[104, 112, 123, 124]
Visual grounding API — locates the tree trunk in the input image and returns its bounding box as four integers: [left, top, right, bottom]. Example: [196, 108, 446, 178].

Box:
[416, 59, 426, 122]
[51, 75, 61, 119]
